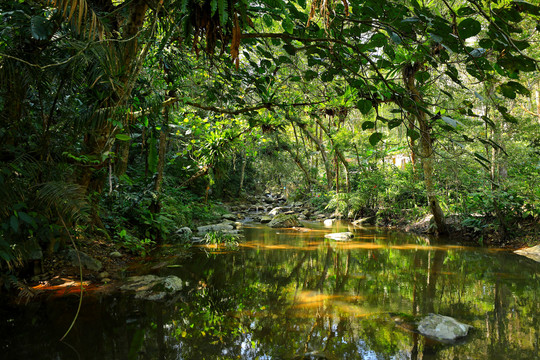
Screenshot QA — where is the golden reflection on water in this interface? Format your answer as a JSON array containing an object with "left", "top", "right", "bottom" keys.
[
  {"left": 233, "top": 290, "right": 374, "bottom": 320},
  {"left": 288, "top": 291, "right": 373, "bottom": 319},
  {"left": 238, "top": 239, "right": 473, "bottom": 252}
]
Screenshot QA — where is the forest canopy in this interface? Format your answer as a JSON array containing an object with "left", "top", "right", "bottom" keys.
[{"left": 1, "top": 0, "right": 539, "bottom": 268}]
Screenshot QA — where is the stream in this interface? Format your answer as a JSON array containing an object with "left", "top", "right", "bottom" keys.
[{"left": 1, "top": 222, "right": 539, "bottom": 359}]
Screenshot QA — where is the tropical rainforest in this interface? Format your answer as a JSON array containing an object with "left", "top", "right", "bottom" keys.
[{"left": 1, "top": 0, "right": 539, "bottom": 275}]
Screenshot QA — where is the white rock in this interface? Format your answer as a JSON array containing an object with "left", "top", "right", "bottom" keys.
[
  {"left": 514, "top": 245, "right": 540, "bottom": 263},
  {"left": 323, "top": 219, "right": 335, "bottom": 227},
  {"left": 324, "top": 232, "right": 354, "bottom": 241},
  {"left": 417, "top": 314, "right": 472, "bottom": 342},
  {"left": 269, "top": 207, "right": 283, "bottom": 216}
]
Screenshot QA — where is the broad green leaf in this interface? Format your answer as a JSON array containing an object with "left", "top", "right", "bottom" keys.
[
  {"left": 498, "top": 81, "right": 530, "bottom": 99},
  {"left": 457, "top": 6, "right": 476, "bottom": 16},
  {"left": 407, "top": 128, "right": 420, "bottom": 141},
  {"left": 18, "top": 212, "right": 37, "bottom": 229},
  {"left": 282, "top": 18, "right": 294, "bottom": 34},
  {"left": 368, "top": 33, "right": 387, "bottom": 48},
  {"left": 362, "top": 121, "right": 375, "bottom": 130},
  {"left": 31, "top": 16, "right": 54, "bottom": 40},
  {"left": 357, "top": 100, "right": 372, "bottom": 115},
  {"left": 369, "top": 132, "right": 383, "bottom": 146},
  {"left": 389, "top": 31, "right": 402, "bottom": 44},
  {"left": 388, "top": 119, "right": 402, "bottom": 129},
  {"left": 513, "top": 1, "right": 540, "bottom": 16},
  {"left": 10, "top": 215, "right": 18, "bottom": 233},
  {"left": 263, "top": 14, "right": 273, "bottom": 27},
  {"left": 277, "top": 55, "right": 292, "bottom": 65},
  {"left": 415, "top": 71, "right": 430, "bottom": 83},
  {"left": 478, "top": 38, "right": 493, "bottom": 48},
  {"left": 320, "top": 70, "right": 334, "bottom": 82},
  {"left": 115, "top": 134, "right": 132, "bottom": 141},
  {"left": 283, "top": 44, "right": 296, "bottom": 56},
  {"left": 498, "top": 55, "right": 536, "bottom": 72},
  {"left": 458, "top": 18, "right": 481, "bottom": 39},
  {"left": 304, "top": 70, "right": 318, "bottom": 81}
]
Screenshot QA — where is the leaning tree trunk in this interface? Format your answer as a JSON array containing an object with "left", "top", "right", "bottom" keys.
[{"left": 403, "top": 63, "right": 447, "bottom": 234}]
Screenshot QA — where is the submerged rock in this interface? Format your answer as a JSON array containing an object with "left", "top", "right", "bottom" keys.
[
  {"left": 324, "top": 232, "right": 354, "bottom": 241},
  {"left": 120, "top": 275, "right": 184, "bottom": 301},
  {"left": 514, "top": 245, "right": 540, "bottom": 263},
  {"left": 268, "top": 214, "right": 301, "bottom": 228},
  {"left": 417, "top": 313, "right": 472, "bottom": 342},
  {"left": 66, "top": 249, "right": 102, "bottom": 271}
]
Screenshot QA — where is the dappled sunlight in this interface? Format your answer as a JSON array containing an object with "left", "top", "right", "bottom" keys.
[
  {"left": 31, "top": 279, "right": 103, "bottom": 298},
  {"left": 239, "top": 241, "right": 320, "bottom": 251}
]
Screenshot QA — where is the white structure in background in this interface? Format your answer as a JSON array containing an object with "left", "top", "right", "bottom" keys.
[{"left": 387, "top": 153, "right": 411, "bottom": 170}]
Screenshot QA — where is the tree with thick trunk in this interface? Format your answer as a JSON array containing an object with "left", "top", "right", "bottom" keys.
[{"left": 402, "top": 63, "right": 447, "bottom": 234}]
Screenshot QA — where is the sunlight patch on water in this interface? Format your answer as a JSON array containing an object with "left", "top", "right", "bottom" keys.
[{"left": 238, "top": 239, "right": 477, "bottom": 253}]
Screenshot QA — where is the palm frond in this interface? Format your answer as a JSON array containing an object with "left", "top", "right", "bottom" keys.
[{"left": 49, "top": 0, "right": 106, "bottom": 40}]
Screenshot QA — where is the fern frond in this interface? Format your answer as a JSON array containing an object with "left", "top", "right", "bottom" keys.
[
  {"left": 37, "top": 181, "right": 89, "bottom": 224},
  {"left": 218, "top": 0, "right": 228, "bottom": 26}
]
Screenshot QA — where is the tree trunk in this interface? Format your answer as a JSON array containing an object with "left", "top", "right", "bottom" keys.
[
  {"left": 115, "top": 141, "right": 130, "bottom": 176},
  {"left": 154, "top": 110, "right": 168, "bottom": 194},
  {"left": 296, "top": 122, "right": 333, "bottom": 189},
  {"left": 403, "top": 63, "right": 447, "bottom": 234},
  {"left": 78, "top": 0, "right": 150, "bottom": 194},
  {"left": 313, "top": 118, "right": 351, "bottom": 193},
  {"left": 239, "top": 150, "right": 247, "bottom": 193}
]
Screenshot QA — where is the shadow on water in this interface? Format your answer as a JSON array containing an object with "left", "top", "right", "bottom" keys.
[{"left": 1, "top": 221, "right": 539, "bottom": 359}]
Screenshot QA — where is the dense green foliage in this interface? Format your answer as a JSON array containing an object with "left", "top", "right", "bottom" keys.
[{"left": 1, "top": 0, "right": 539, "bottom": 271}]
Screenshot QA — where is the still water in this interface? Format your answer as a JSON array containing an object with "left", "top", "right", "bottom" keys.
[{"left": 1, "top": 222, "right": 539, "bottom": 359}]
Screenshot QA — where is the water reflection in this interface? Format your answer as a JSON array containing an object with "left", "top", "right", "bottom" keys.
[{"left": 0, "top": 222, "right": 538, "bottom": 359}]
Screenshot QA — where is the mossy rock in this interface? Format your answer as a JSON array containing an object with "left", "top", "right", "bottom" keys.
[{"left": 268, "top": 214, "right": 301, "bottom": 228}]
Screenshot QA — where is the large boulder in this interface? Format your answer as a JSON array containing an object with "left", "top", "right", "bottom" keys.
[
  {"left": 514, "top": 245, "right": 540, "bottom": 263},
  {"left": 66, "top": 249, "right": 102, "bottom": 271},
  {"left": 324, "top": 232, "right": 354, "bottom": 241},
  {"left": 268, "top": 214, "right": 302, "bottom": 228},
  {"left": 260, "top": 215, "right": 273, "bottom": 223},
  {"left": 417, "top": 314, "right": 472, "bottom": 342},
  {"left": 171, "top": 227, "right": 192, "bottom": 243},
  {"left": 120, "top": 275, "right": 184, "bottom": 301},
  {"left": 197, "top": 223, "right": 234, "bottom": 235}
]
